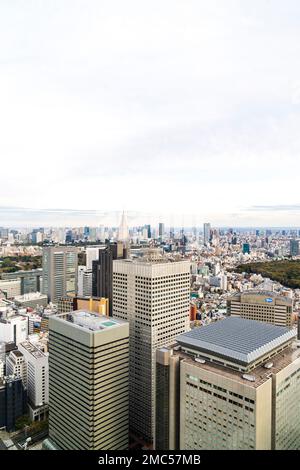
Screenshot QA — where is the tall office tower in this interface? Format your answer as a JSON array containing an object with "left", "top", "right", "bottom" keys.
[
  {"left": 89, "top": 227, "right": 97, "bottom": 242},
  {"left": 0, "top": 228, "right": 9, "bottom": 240},
  {"left": 0, "top": 376, "right": 27, "bottom": 432},
  {"left": 92, "top": 242, "right": 126, "bottom": 316},
  {"left": 227, "top": 290, "right": 293, "bottom": 327},
  {"left": 46, "top": 311, "right": 129, "bottom": 450},
  {"left": 147, "top": 224, "right": 152, "bottom": 239},
  {"left": 118, "top": 211, "right": 129, "bottom": 242},
  {"left": 155, "top": 318, "right": 300, "bottom": 450},
  {"left": 290, "top": 239, "right": 299, "bottom": 256},
  {"left": 203, "top": 223, "right": 211, "bottom": 246},
  {"left": 86, "top": 246, "right": 103, "bottom": 270},
  {"left": 65, "top": 230, "right": 73, "bottom": 243},
  {"left": 113, "top": 254, "right": 190, "bottom": 443},
  {"left": 242, "top": 243, "right": 250, "bottom": 254},
  {"left": 78, "top": 266, "right": 93, "bottom": 297},
  {"left": 155, "top": 348, "right": 180, "bottom": 450},
  {"left": 42, "top": 246, "right": 78, "bottom": 302},
  {"left": 158, "top": 223, "right": 165, "bottom": 238},
  {"left": 18, "top": 340, "right": 49, "bottom": 421}
]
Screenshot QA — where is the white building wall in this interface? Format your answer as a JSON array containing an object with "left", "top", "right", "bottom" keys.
[
  {"left": 18, "top": 342, "right": 49, "bottom": 407},
  {"left": 0, "top": 316, "right": 28, "bottom": 345}
]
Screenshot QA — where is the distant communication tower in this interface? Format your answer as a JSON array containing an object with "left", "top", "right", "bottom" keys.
[{"left": 118, "top": 210, "right": 129, "bottom": 242}]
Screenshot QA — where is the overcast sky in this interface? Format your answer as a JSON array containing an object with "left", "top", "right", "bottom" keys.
[{"left": 1, "top": 0, "right": 300, "bottom": 227}]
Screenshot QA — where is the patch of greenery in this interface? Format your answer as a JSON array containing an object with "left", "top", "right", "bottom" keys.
[
  {"left": 0, "top": 255, "right": 42, "bottom": 276},
  {"left": 235, "top": 260, "right": 300, "bottom": 289},
  {"left": 15, "top": 415, "right": 31, "bottom": 430}
]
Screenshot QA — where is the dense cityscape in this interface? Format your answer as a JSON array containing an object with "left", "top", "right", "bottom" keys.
[{"left": 0, "top": 215, "right": 299, "bottom": 451}]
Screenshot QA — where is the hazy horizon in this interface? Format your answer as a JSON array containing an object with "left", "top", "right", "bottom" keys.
[{"left": 1, "top": 206, "right": 300, "bottom": 231}]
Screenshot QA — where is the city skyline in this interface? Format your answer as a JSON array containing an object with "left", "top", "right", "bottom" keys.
[
  {"left": 3, "top": 205, "right": 300, "bottom": 228},
  {"left": 1, "top": 1, "right": 300, "bottom": 225}
]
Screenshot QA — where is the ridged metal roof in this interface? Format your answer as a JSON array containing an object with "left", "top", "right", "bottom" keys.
[{"left": 177, "top": 318, "right": 296, "bottom": 365}]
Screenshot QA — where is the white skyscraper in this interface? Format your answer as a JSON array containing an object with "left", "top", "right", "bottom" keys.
[
  {"left": 118, "top": 211, "right": 129, "bottom": 242},
  {"left": 77, "top": 266, "right": 93, "bottom": 297},
  {"left": 86, "top": 246, "right": 103, "bottom": 270},
  {"left": 18, "top": 339, "right": 49, "bottom": 421},
  {"left": 112, "top": 252, "right": 190, "bottom": 443}
]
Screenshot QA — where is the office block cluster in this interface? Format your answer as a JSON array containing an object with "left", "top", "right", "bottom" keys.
[{"left": 0, "top": 217, "right": 300, "bottom": 450}]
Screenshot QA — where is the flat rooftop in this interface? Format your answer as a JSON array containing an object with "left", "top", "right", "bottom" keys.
[
  {"left": 229, "top": 290, "right": 292, "bottom": 304},
  {"left": 177, "top": 317, "right": 296, "bottom": 366},
  {"left": 12, "top": 350, "right": 23, "bottom": 358},
  {"left": 19, "top": 340, "right": 47, "bottom": 359},
  {"left": 176, "top": 343, "right": 300, "bottom": 389},
  {"left": 14, "top": 292, "right": 47, "bottom": 301},
  {"left": 57, "top": 310, "right": 126, "bottom": 332}
]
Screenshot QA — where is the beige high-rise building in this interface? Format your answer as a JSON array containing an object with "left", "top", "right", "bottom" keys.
[
  {"left": 45, "top": 310, "right": 129, "bottom": 450},
  {"left": 42, "top": 246, "right": 78, "bottom": 302},
  {"left": 113, "top": 253, "right": 190, "bottom": 443},
  {"left": 227, "top": 290, "right": 293, "bottom": 327},
  {"left": 155, "top": 317, "right": 300, "bottom": 450}
]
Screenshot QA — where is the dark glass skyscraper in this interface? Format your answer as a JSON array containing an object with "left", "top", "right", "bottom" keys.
[
  {"left": 0, "top": 376, "right": 27, "bottom": 432},
  {"left": 290, "top": 239, "right": 299, "bottom": 256},
  {"left": 92, "top": 242, "right": 126, "bottom": 316}
]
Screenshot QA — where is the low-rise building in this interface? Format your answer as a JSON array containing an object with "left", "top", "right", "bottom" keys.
[
  {"left": 0, "top": 279, "right": 21, "bottom": 299},
  {"left": 227, "top": 290, "right": 294, "bottom": 327}
]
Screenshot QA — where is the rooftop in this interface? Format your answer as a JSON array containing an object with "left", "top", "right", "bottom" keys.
[
  {"left": 57, "top": 310, "right": 126, "bottom": 332},
  {"left": 176, "top": 343, "right": 300, "bottom": 389},
  {"left": 176, "top": 317, "right": 296, "bottom": 366},
  {"left": 19, "top": 340, "right": 48, "bottom": 359},
  {"left": 14, "top": 292, "right": 47, "bottom": 301},
  {"left": 11, "top": 350, "right": 23, "bottom": 358},
  {"left": 230, "top": 290, "right": 292, "bottom": 304}
]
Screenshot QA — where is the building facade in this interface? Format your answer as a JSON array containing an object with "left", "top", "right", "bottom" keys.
[
  {"left": 0, "top": 279, "right": 21, "bottom": 299},
  {"left": 92, "top": 242, "right": 126, "bottom": 316},
  {"left": 227, "top": 291, "right": 293, "bottom": 327},
  {"left": 18, "top": 340, "right": 49, "bottom": 415},
  {"left": 290, "top": 239, "right": 299, "bottom": 257},
  {"left": 78, "top": 266, "right": 93, "bottom": 297},
  {"left": 0, "top": 376, "right": 26, "bottom": 432},
  {"left": 203, "top": 223, "right": 211, "bottom": 246},
  {"left": 155, "top": 318, "right": 300, "bottom": 450},
  {"left": 2, "top": 269, "right": 42, "bottom": 295},
  {"left": 47, "top": 311, "right": 129, "bottom": 450},
  {"left": 113, "top": 255, "right": 190, "bottom": 443},
  {"left": 42, "top": 246, "right": 78, "bottom": 302}
]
